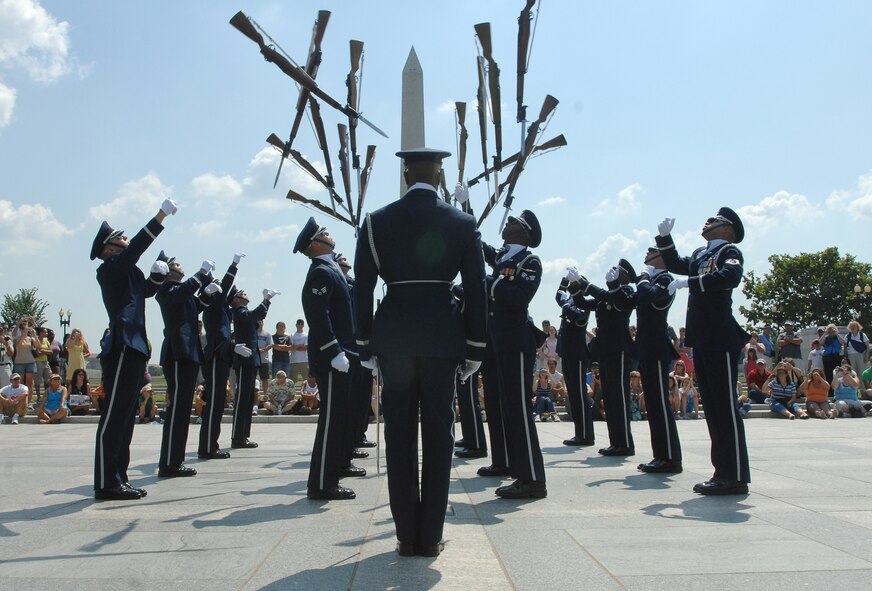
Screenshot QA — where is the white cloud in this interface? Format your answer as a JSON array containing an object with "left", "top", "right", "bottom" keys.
[
  {"left": 252, "top": 224, "right": 300, "bottom": 243},
  {"left": 0, "top": 82, "right": 14, "bottom": 129},
  {"left": 0, "top": 0, "right": 73, "bottom": 82},
  {"left": 0, "top": 199, "right": 72, "bottom": 256},
  {"left": 191, "top": 173, "right": 243, "bottom": 200},
  {"left": 826, "top": 171, "right": 872, "bottom": 220},
  {"left": 88, "top": 172, "right": 171, "bottom": 223},
  {"left": 541, "top": 257, "right": 580, "bottom": 276},
  {"left": 737, "top": 190, "right": 823, "bottom": 234},
  {"left": 189, "top": 220, "right": 226, "bottom": 237},
  {"left": 537, "top": 196, "right": 566, "bottom": 207},
  {"left": 436, "top": 100, "right": 455, "bottom": 115},
  {"left": 251, "top": 198, "right": 291, "bottom": 213},
  {"left": 582, "top": 229, "right": 652, "bottom": 276},
  {"left": 590, "top": 183, "right": 643, "bottom": 217},
  {"left": 244, "top": 147, "right": 325, "bottom": 197}
]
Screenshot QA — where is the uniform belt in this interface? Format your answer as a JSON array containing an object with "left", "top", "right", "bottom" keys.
[{"left": 386, "top": 280, "right": 452, "bottom": 286}]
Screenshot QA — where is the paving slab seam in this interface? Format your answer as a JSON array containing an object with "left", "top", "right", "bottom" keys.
[
  {"left": 239, "top": 530, "right": 289, "bottom": 588},
  {"left": 348, "top": 470, "right": 389, "bottom": 588}
]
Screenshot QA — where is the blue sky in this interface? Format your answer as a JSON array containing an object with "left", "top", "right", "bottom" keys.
[{"left": 1, "top": 0, "right": 871, "bottom": 359}]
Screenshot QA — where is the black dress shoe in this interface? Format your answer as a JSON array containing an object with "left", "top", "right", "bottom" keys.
[
  {"left": 352, "top": 449, "right": 370, "bottom": 459},
  {"left": 416, "top": 541, "right": 445, "bottom": 557},
  {"left": 694, "top": 478, "right": 748, "bottom": 496},
  {"left": 563, "top": 437, "right": 596, "bottom": 446},
  {"left": 339, "top": 464, "right": 367, "bottom": 478},
  {"left": 231, "top": 439, "right": 258, "bottom": 449},
  {"left": 357, "top": 439, "right": 377, "bottom": 448},
  {"left": 198, "top": 449, "right": 231, "bottom": 460},
  {"left": 95, "top": 485, "right": 142, "bottom": 500},
  {"left": 454, "top": 439, "right": 468, "bottom": 448},
  {"left": 123, "top": 482, "right": 148, "bottom": 496},
  {"left": 495, "top": 479, "right": 547, "bottom": 499},
  {"left": 396, "top": 541, "right": 416, "bottom": 557},
  {"left": 158, "top": 465, "right": 197, "bottom": 478},
  {"left": 598, "top": 446, "right": 635, "bottom": 457},
  {"left": 477, "top": 464, "right": 511, "bottom": 477},
  {"left": 637, "top": 459, "right": 683, "bottom": 474},
  {"left": 454, "top": 448, "right": 488, "bottom": 458},
  {"left": 307, "top": 486, "right": 356, "bottom": 500}
]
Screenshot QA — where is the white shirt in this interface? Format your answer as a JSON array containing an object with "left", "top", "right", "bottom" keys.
[
  {"left": 0, "top": 384, "right": 28, "bottom": 399},
  {"left": 498, "top": 244, "right": 525, "bottom": 263},
  {"left": 290, "top": 331, "right": 308, "bottom": 364}
]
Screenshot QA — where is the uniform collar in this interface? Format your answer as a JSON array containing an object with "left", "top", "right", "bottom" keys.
[
  {"left": 404, "top": 182, "right": 437, "bottom": 196},
  {"left": 649, "top": 267, "right": 667, "bottom": 278},
  {"left": 706, "top": 238, "right": 729, "bottom": 251},
  {"left": 498, "top": 244, "right": 526, "bottom": 263},
  {"left": 316, "top": 254, "right": 341, "bottom": 271}
]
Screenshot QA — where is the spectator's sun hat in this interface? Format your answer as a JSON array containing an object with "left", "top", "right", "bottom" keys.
[
  {"left": 756, "top": 359, "right": 765, "bottom": 365},
  {"left": 10, "top": 373, "right": 20, "bottom": 380}
]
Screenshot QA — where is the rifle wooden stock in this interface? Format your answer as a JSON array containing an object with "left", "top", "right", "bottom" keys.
[
  {"left": 229, "top": 12, "right": 265, "bottom": 47},
  {"left": 467, "top": 133, "right": 565, "bottom": 187},
  {"left": 337, "top": 124, "right": 353, "bottom": 216},
  {"left": 475, "top": 56, "right": 489, "bottom": 182},
  {"left": 308, "top": 96, "right": 336, "bottom": 188},
  {"left": 475, "top": 23, "right": 502, "bottom": 167},
  {"left": 347, "top": 40, "right": 364, "bottom": 168},
  {"left": 516, "top": 0, "right": 536, "bottom": 122},
  {"left": 287, "top": 189, "right": 354, "bottom": 227},
  {"left": 357, "top": 145, "right": 376, "bottom": 225},
  {"left": 455, "top": 102, "right": 468, "bottom": 185}
]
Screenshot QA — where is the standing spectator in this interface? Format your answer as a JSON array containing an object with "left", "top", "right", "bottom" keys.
[
  {"left": 46, "top": 329, "right": 61, "bottom": 376},
  {"left": 271, "top": 321, "right": 292, "bottom": 378},
  {"left": 289, "top": 319, "right": 309, "bottom": 382},
  {"left": 801, "top": 368, "right": 833, "bottom": 419},
  {"left": 763, "top": 362, "right": 808, "bottom": 419},
  {"left": 0, "top": 373, "right": 28, "bottom": 424},
  {"left": 743, "top": 347, "right": 760, "bottom": 378},
  {"left": 537, "top": 325, "right": 559, "bottom": 369},
  {"left": 807, "top": 339, "right": 824, "bottom": 374},
  {"left": 11, "top": 318, "right": 39, "bottom": 408},
  {"left": 34, "top": 327, "right": 52, "bottom": 402},
  {"left": 821, "top": 324, "right": 845, "bottom": 381},
  {"left": 256, "top": 320, "right": 272, "bottom": 400},
  {"left": 844, "top": 320, "right": 869, "bottom": 377},
  {"left": 35, "top": 374, "right": 68, "bottom": 424},
  {"left": 758, "top": 323, "right": 775, "bottom": 367},
  {"left": 745, "top": 359, "right": 771, "bottom": 403},
  {"left": 776, "top": 321, "right": 802, "bottom": 362},
  {"left": 0, "top": 324, "right": 14, "bottom": 388},
  {"left": 67, "top": 368, "right": 93, "bottom": 415},
  {"left": 64, "top": 328, "right": 92, "bottom": 382},
  {"left": 676, "top": 327, "right": 695, "bottom": 378},
  {"left": 743, "top": 333, "right": 765, "bottom": 369}
]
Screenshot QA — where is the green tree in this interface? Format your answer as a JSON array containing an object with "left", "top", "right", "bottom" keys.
[
  {"left": 739, "top": 248, "right": 872, "bottom": 331},
  {"left": 1, "top": 287, "right": 51, "bottom": 328}
]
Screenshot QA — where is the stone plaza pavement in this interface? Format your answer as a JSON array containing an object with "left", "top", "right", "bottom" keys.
[{"left": 1, "top": 417, "right": 872, "bottom": 590}]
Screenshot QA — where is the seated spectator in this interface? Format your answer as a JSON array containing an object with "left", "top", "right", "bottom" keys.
[
  {"left": 776, "top": 321, "right": 802, "bottom": 362},
  {"left": 629, "top": 370, "right": 644, "bottom": 420},
  {"left": 801, "top": 368, "right": 833, "bottom": 419},
  {"left": 587, "top": 362, "right": 606, "bottom": 420},
  {"left": 679, "top": 375, "right": 699, "bottom": 419},
  {"left": 862, "top": 361, "right": 872, "bottom": 401},
  {"left": 763, "top": 362, "right": 808, "bottom": 419},
  {"left": 736, "top": 385, "right": 752, "bottom": 418},
  {"left": 194, "top": 384, "right": 207, "bottom": 424},
  {"left": 781, "top": 357, "right": 804, "bottom": 386},
  {"left": 67, "top": 368, "right": 93, "bottom": 415},
  {"left": 844, "top": 320, "right": 869, "bottom": 377},
  {"left": 91, "top": 383, "right": 105, "bottom": 414},
  {"left": 832, "top": 361, "right": 872, "bottom": 417},
  {"left": 35, "top": 374, "right": 68, "bottom": 424},
  {"left": 745, "top": 359, "right": 772, "bottom": 403},
  {"left": 264, "top": 370, "right": 296, "bottom": 415},
  {"left": 821, "top": 324, "right": 845, "bottom": 381},
  {"left": 546, "top": 358, "right": 567, "bottom": 406},
  {"left": 807, "top": 339, "right": 824, "bottom": 374},
  {"left": 671, "top": 359, "right": 690, "bottom": 384},
  {"left": 138, "top": 384, "right": 158, "bottom": 423},
  {"left": 532, "top": 368, "right": 559, "bottom": 421},
  {"left": 300, "top": 374, "right": 319, "bottom": 412},
  {"left": 667, "top": 375, "right": 680, "bottom": 416},
  {"left": 0, "top": 373, "right": 28, "bottom": 424}
]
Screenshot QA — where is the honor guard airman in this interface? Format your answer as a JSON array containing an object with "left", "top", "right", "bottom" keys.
[
  {"left": 90, "top": 197, "right": 178, "bottom": 500},
  {"left": 450, "top": 285, "right": 488, "bottom": 459},
  {"left": 228, "top": 285, "right": 279, "bottom": 449},
  {"left": 484, "top": 209, "right": 547, "bottom": 499},
  {"left": 576, "top": 259, "right": 637, "bottom": 457},
  {"left": 155, "top": 252, "right": 219, "bottom": 477},
  {"left": 555, "top": 270, "right": 597, "bottom": 447},
  {"left": 199, "top": 254, "right": 245, "bottom": 459},
  {"left": 634, "top": 247, "right": 683, "bottom": 474},
  {"left": 656, "top": 207, "right": 750, "bottom": 495},
  {"left": 295, "top": 221, "right": 361, "bottom": 500},
  {"left": 354, "top": 147, "right": 487, "bottom": 557}
]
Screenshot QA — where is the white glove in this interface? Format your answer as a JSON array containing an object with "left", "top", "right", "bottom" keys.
[
  {"left": 331, "top": 352, "right": 350, "bottom": 373},
  {"left": 151, "top": 260, "right": 169, "bottom": 276},
  {"left": 556, "top": 290, "right": 571, "bottom": 306},
  {"left": 454, "top": 183, "right": 470, "bottom": 204},
  {"left": 658, "top": 217, "right": 675, "bottom": 237},
  {"left": 605, "top": 267, "right": 620, "bottom": 283},
  {"left": 200, "top": 259, "right": 215, "bottom": 274},
  {"left": 233, "top": 252, "right": 246, "bottom": 265},
  {"left": 160, "top": 198, "right": 178, "bottom": 216},
  {"left": 234, "top": 344, "right": 252, "bottom": 358},
  {"left": 361, "top": 356, "right": 379, "bottom": 375},
  {"left": 459, "top": 360, "right": 482, "bottom": 383},
  {"left": 262, "top": 288, "right": 281, "bottom": 300},
  {"left": 643, "top": 265, "right": 655, "bottom": 277},
  {"left": 668, "top": 277, "right": 689, "bottom": 295},
  {"left": 204, "top": 282, "right": 222, "bottom": 296},
  {"left": 565, "top": 265, "right": 581, "bottom": 283}
]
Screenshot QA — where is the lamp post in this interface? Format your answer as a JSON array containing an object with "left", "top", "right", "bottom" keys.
[
  {"left": 852, "top": 284, "right": 871, "bottom": 328},
  {"left": 58, "top": 308, "right": 72, "bottom": 340}
]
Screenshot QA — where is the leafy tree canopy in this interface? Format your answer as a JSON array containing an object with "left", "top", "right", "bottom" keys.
[{"left": 1, "top": 287, "right": 51, "bottom": 328}]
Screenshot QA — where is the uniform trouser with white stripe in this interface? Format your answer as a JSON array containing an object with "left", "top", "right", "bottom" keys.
[
  {"left": 599, "top": 351, "right": 634, "bottom": 450},
  {"left": 94, "top": 346, "right": 147, "bottom": 490},
  {"left": 564, "top": 358, "right": 594, "bottom": 441},
  {"left": 381, "top": 356, "right": 457, "bottom": 547},
  {"left": 480, "top": 356, "right": 508, "bottom": 468},
  {"left": 496, "top": 349, "right": 546, "bottom": 482},
  {"left": 199, "top": 355, "right": 230, "bottom": 454},
  {"left": 694, "top": 349, "right": 750, "bottom": 483},
  {"left": 350, "top": 361, "right": 372, "bottom": 445},
  {"left": 307, "top": 359, "right": 353, "bottom": 491},
  {"left": 639, "top": 358, "right": 682, "bottom": 462},
  {"left": 456, "top": 369, "right": 487, "bottom": 451},
  {"left": 159, "top": 358, "right": 199, "bottom": 469},
  {"left": 231, "top": 365, "right": 256, "bottom": 441}
]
